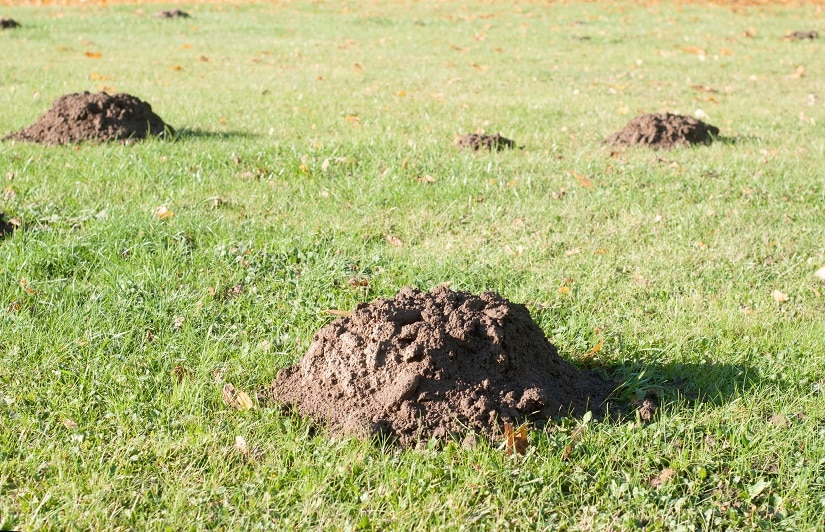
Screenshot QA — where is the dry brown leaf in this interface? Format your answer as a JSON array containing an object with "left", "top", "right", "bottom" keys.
[
  {"left": 171, "top": 365, "right": 193, "bottom": 384},
  {"left": 551, "top": 187, "right": 567, "bottom": 200},
  {"left": 320, "top": 309, "right": 353, "bottom": 318},
  {"left": 173, "top": 315, "right": 185, "bottom": 330},
  {"left": 569, "top": 171, "right": 593, "bottom": 189},
  {"left": 564, "top": 248, "right": 581, "bottom": 257},
  {"left": 155, "top": 205, "right": 175, "bottom": 220},
  {"left": 62, "top": 418, "right": 78, "bottom": 430},
  {"left": 347, "top": 277, "right": 369, "bottom": 287},
  {"left": 416, "top": 174, "right": 436, "bottom": 184},
  {"left": 222, "top": 383, "right": 254, "bottom": 410},
  {"left": 683, "top": 46, "right": 705, "bottom": 55},
  {"left": 788, "top": 65, "right": 806, "bottom": 79},
  {"left": 19, "top": 278, "right": 37, "bottom": 295},
  {"left": 503, "top": 422, "right": 529, "bottom": 455},
  {"left": 386, "top": 235, "right": 404, "bottom": 248},
  {"left": 587, "top": 339, "right": 604, "bottom": 356},
  {"left": 772, "top": 290, "right": 789, "bottom": 303},
  {"left": 649, "top": 468, "right": 676, "bottom": 488},
  {"left": 84, "top": 51, "right": 102, "bottom": 58}
]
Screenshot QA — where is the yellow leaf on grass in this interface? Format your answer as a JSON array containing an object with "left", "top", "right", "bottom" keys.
[
  {"left": 222, "top": 383, "right": 254, "bottom": 410},
  {"left": 155, "top": 205, "right": 175, "bottom": 220},
  {"left": 569, "top": 170, "right": 593, "bottom": 189},
  {"left": 772, "top": 290, "right": 789, "bottom": 303},
  {"left": 84, "top": 51, "right": 102, "bottom": 59},
  {"left": 386, "top": 235, "right": 404, "bottom": 247},
  {"left": 588, "top": 339, "right": 604, "bottom": 355}
]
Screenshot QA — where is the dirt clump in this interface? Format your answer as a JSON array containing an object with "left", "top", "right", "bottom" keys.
[
  {"left": 269, "top": 286, "right": 616, "bottom": 447},
  {"left": 606, "top": 113, "right": 719, "bottom": 149},
  {"left": 784, "top": 30, "right": 818, "bottom": 40},
  {"left": 155, "top": 9, "right": 190, "bottom": 19},
  {"left": 0, "top": 214, "right": 19, "bottom": 238},
  {"left": 4, "top": 91, "right": 173, "bottom": 145},
  {"left": 1, "top": 18, "right": 20, "bottom": 29},
  {"left": 456, "top": 133, "right": 516, "bottom": 151}
]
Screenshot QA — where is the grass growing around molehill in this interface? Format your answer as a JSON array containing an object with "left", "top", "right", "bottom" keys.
[{"left": 1, "top": 1, "right": 825, "bottom": 529}]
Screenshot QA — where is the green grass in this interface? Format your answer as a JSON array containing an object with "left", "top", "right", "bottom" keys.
[{"left": 1, "top": 0, "right": 825, "bottom": 529}]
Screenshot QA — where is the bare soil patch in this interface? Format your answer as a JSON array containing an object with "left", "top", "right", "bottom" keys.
[
  {"left": 154, "top": 9, "right": 190, "bottom": 19},
  {"left": 455, "top": 133, "right": 516, "bottom": 151},
  {"left": 0, "top": 17, "right": 19, "bottom": 28},
  {"left": 606, "top": 113, "right": 719, "bottom": 149},
  {"left": 268, "top": 286, "right": 616, "bottom": 447},
  {"left": 4, "top": 91, "right": 173, "bottom": 145}
]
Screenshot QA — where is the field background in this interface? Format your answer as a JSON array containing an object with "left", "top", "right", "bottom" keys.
[{"left": 2, "top": 1, "right": 825, "bottom": 529}]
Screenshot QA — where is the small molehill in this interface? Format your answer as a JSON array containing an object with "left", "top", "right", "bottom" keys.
[
  {"left": 456, "top": 133, "right": 516, "bottom": 151},
  {"left": 4, "top": 91, "right": 173, "bottom": 145},
  {"left": 155, "top": 9, "right": 190, "bottom": 19},
  {"left": 784, "top": 30, "right": 818, "bottom": 41},
  {"left": 269, "top": 286, "right": 616, "bottom": 447},
  {"left": 1, "top": 18, "right": 20, "bottom": 29},
  {"left": 606, "top": 113, "right": 719, "bottom": 150}
]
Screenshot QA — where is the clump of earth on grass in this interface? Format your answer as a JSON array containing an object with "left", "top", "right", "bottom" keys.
[
  {"left": 1, "top": 18, "right": 20, "bottom": 29},
  {"left": 268, "top": 286, "right": 616, "bottom": 447},
  {"left": 3, "top": 91, "right": 173, "bottom": 145},
  {"left": 605, "top": 113, "right": 719, "bottom": 149},
  {"left": 784, "top": 30, "right": 818, "bottom": 40},
  {"left": 155, "top": 9, "right": 190, "bottom": 19},
  {"left": 455, "top": 132, "right": 516, "bottom": 151}
]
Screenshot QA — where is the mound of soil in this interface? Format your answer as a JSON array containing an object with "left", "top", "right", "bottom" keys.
[
  {"left": 606, "top": 113, "right": 719, "bottom": 149},
  {"left": 155, "top": 9, "right": 190, "bottom": 19},
  {"left": 785, "top": 30, "right": 818, "bottom": 40},
  {"left": 1, "top": 18, "right": 20, "bottom": 29},
  {"left": 4, "top": 91, "right": 173, "bottom": 145},
  {"left": 456, "top": 133, "right": 516, "bottom": 151},
  {"left": 269, "top": 286, "right": 616, "bottom": 447}
]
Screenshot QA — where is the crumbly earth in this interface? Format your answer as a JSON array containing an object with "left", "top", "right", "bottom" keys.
[
  {"left": 269, "top": 286, "right": 616, "bottom": 447},
  {"left": 4, "top": 91, "right": 173, "bottom": 145},
  {"left": 455, "top": 133, "right": 516, "bottom": 151},
  {"left": 1, "top": 18, "right": 20, "bottom": 29},
  {"left": 605, "top": 113, "right": 719, "bottom": 149},
  {"left": 155, "top": 9, "right": 190, "bottom": 19}
]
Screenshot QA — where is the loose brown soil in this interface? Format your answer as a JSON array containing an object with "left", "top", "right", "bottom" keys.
[
  {"left": 605, "top": 113, "right": 719, "bottom": 149},
  {"left": 784, "top": 30, "right": 818, "bottom": 40},
  {"left": 4, "top": 91, "right": 173, "bottom": 145},
  {"left": 455, "top": 133, "right": 516, "bottom": 151},
  {"left": 155, "top": 9, "right": 190, "bottom": 19},
  {"left": 0, "top": 214, "right": 17, "bottom": 238},
  {"left": 269, "top": 286, "right": 616, "bottom": 447},
  {"left": 0, "top": 17, "right": 20, "bottom": 29}
]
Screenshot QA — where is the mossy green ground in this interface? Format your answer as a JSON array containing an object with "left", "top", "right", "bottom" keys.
[{"left": 1, "top": 1, "right": 825, "bottom": 529}]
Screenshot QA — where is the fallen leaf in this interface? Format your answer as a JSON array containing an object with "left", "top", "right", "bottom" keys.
[
  {"left": 171, "top": 365, "right": 193, "bottom": 383},
  {"left": 396, "top": 90, "right": 407, "bottom": 97},
  {"left": 587, "top": 339, "right": 603, "bottom": 356},
  {"left": 320, "top": 309, "right": 353, "bottom": 318},
  {"left": 562, "top": 411, "right": 592, "bottom": 460},
  {"left": 569, "top": 170, "right": 593, "bottom": 189},
  {"left": 225, "top": 283, "right": 244, "bottom": 298},
  {"left": 199, "top": 55, "right": 210, "bottom": 62},
  {"left": 235, "top": 435, "right": 249, "bottom": 456},
  {"left": 416, "top": 174, "right": 436, "bottom": 184},
  {"left": 63, "top": 418, "right": 78, "bottom": 430},
  {"left": 564, "top": 248, "right": 581, "bottom": 257},
  {"left": 788, "top": 65, "right": 806, "bottom": 79},
  {"left": 559, "top": 285, "right": 570, "bottom": 295},
  {"left": 683, "top": 46, "right": 705, "bottom": 55},
  {"left": 171, "top": 64, "right": 183, "bottom": 71},
  {"left": 173, "top": 315, "right": 185, "bottom": 330},
  {"left": 503, "top": 421, "right": 529, "bottom": 455},
  {"left": 347, "top": 277, "right": 369, "bottom": 287},
  {"left": 649, "top": 468, "right": 676, "bottom": 488},
  {"left": 84, "top": 51, "right": 102, "bottom": 58},
  {"left": 386, "top": 235, "right": 404, "bottom": 247},
  {"left": 155, "top": 205, "right": 175, "bottom": 220},
  {"left": 19, "top": 278, "right": 37, "bottom": 295},
  {"left": 344, "top": 115, "right": 361, "bottom": 127},
  {"left": 772, "top": 290, "right": 789, "bottom": 303},
  {"left": 222, "top": 383, "right": 254, "bottom": 410},
  {"left": 814, "top": 265, "right": 825, "bottom": 280},
  {"left": 551, "top": 187, "right": 567, "bottom": 200}
]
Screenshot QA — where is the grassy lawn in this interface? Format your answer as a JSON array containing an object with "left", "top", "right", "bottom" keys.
[{"left": 1, "top": 0, "right": 825, "bottom": 529}]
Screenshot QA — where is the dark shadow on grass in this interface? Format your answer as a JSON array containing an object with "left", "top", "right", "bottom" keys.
[
  {"left": 711, "top": 134, "right": 760, "bottom": 146},
  {"left": 172, "top": 128, "right": 257, "bottom": 141}
]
